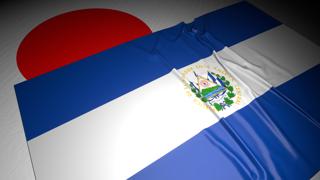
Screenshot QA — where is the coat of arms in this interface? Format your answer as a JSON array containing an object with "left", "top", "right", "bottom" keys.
[{"left": 188, "top": 70, "right": 236, "bottom": 111}]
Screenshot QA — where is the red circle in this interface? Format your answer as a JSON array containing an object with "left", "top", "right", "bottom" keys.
[{"left": 17, "top": 9, "right": 152, "bottom": 79}]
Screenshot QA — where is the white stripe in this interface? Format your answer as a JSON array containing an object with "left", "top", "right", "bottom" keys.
[
  {"left": 28, "top": 25, "right": 320, "bottom": 180},
  {"left": 0, "top": 1, "right": 238, "bottom": 179},
  {"left": 230, "top": 25, "right": 320, "bottom": 87},
  {"left": 29, "top": 72, "right": 216, "bottom": 180},
  {"left": 311, "top": 170, "right": 320, "bottom": 180}
]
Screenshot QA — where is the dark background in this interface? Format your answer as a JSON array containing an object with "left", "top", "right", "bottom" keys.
[
  {"left": 249, "top": 0, "right": 320, "bottom": 45},
  {"left": 0, "top": 1, "right": 319, "bottom": 179}
]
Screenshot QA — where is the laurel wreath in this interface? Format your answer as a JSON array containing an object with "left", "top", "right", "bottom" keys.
[{"left": 189, "top": 72, "right": 236, "bottom": 111}]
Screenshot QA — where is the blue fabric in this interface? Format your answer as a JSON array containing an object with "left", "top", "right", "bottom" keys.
[
  {"left": 277, "top": 65, "right": 320, "bottom": 122},
  {"left": 15, "top": 1, "right": 281, "bottom": 140},
  {"left": 14, "top": 1, "right": 320, "bottom": 179},
  {"left": 131, "top": 65, "right": 320, "bottom": 180},
  {"left": 192, "top": 1, "right": 281, "bottom": 47}
]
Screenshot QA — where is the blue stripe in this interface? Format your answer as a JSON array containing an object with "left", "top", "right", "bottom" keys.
[
  {"left": 193, "top": 1, "right": 281, "bottom": 48},
  {"left": 277, "top": 65, "right": 320, "bottom": 121},
  {"left": 15, "top": 1, "right": 281, "bottom": 140},
  {"left": 130, "top": 65, "right": 320, "bottom": 180}
]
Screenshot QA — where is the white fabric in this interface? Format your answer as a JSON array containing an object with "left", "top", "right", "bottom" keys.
[{"left": 27, "top": 25, "right": 320, "bottom": 180}]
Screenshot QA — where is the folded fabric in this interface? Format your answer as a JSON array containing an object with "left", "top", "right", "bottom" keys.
[{"left": 15, "top": 2, "right": 320, "bottom": 179}]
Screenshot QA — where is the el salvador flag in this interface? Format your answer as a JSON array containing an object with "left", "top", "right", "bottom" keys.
[{"left": 15, "top": 2, "right": 320, "bottom": 179}]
